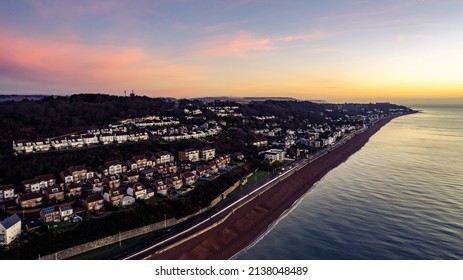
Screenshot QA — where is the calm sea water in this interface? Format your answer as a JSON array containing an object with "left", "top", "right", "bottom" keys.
[{"left": 237, "top": 104, "right": 463, "bottom": 259}]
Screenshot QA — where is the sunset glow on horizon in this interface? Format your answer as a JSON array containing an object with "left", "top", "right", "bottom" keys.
[{"left": 1, "top": 0, "right": 462, "bottom": 102}]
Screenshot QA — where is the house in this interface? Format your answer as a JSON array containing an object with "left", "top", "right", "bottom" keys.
[
  {"left": 178, "top": 148, "right": 200, "bottom": 162},
  {"left": 88, "top": 177, "right": 105, "bottom": 189},
  {"left": 100, "top": 160, "right": 124, "bottom": 176},
  {"left": 85, "top": 179, "right": 104, "bottom": 194},
  {"left": 127, "top": 159, "right": 138, "bottom": 172},
  {"left": 181, "top": 171, "right": 197, "bottom": 186},
  {"left": 264, "top": 149, "right": 285, "bottom": 163},
  {"left": 0, "top": 184, "right": 15, "bottom": 202},
  {"left": 140, "top": 169, "right": 155, "bottom": 181},
  {"left": 34, "top": 174, "right": 56, "bottom": 188},
  {"left": 40, "top": 207, "right": 61, "bottom": 223},
  {"left": 128, "top": 131, "right": 149, "bottom": 141},
  {"left": 51, "top": 137, "right": 69, "bottom": 150},
  {"left": 59, "top": 205, "right": 74, "bottom": 221},
  {"left": 99, "top": 133, "right": 114, "bottom": 145},
  {"left": 127, "top": 131, "right": 139, "bottom": 142},
  {"left": 207, "top": 162, "right": 219, "bottom": 174},
  {"left": 100, "top": 128, "right": 113, "bottom": 135},
  {"left": 196, "top": 165, "right": 210, "bottom": 177},
  {"left": 179, "top": 161, "right": 192, "bottom": 171},
  {"left": 131, "top": 155, "right": 153, "bottom": 170},
  {"left": 114, "top": 131, "right": 128, "bottom": 143},
  {"left": 17, "top": 192, "right": 43, "bottom": 208},
  {"left": 122, "top": 171, "right": 139, "bottom": 184},
  {"left": 60, "top": 171, "right": 73, "bottom": 185},
  {"left": 68, "top": 135, "right": 84, "bottom": 148},
  {"left": 82, "top": 134, "right": 99, "bottom": 146},
  {"left": 137, "top": 132, "right": 149, "bottom": 141},
  {"left": 87, "top": 128, "right": 101, "bottom": 135},
  {"left": 287, "top": 146, "right": 302, "bottom": 158},
  {"left": 24, "top": 218, "right": 44, "bottom": 233},
  {"left": 83, "top": 194, "right": 104, "bottom": 212},
  {"left": 33, "top": 138, "right": 51, "bottom": 152},
  {"left": 166, "top": 162, "right": 178, "bottom": 174},
  {"left": 22, "top": 174, "right": 56, "bottom": 193},
  {"left": 65, "top": 183, "right": 83, "bottom": 199},
  {"left": 153, "top": 180, "right": 168, "bottom": 196},
  {"left": 120, "top": 196, "right": 136, "bottom": 207},
  {"left": 215, "top": 154, "right": 232, "bottom": 169},
  {"left": 86, "top": 169, "right": 95, "bottom": 180},
  {"left": 252, "top": 140, "right": 268, "bottom": 147},
  {"left": 103, "top": 188, "right": 125, "bottom": 206},
  {"left": 68, "top": 165, "right": 88, "bottom": 183},
  {"left": 104, "top": 175, "right": 121, "bottom": 189},
  {"left": 127, "top": 183, "right": 147, "bottom": 200},
  {"left": 153, "top": 151, "right": 175, "bottom": 165},
  {"left": 200, "top": 147, "right": 216, "bottom": 161},
  {"left": 13, "top": 139, "right": 34, "bottom": 154},
  {"left": 45, "top": 186, "right": 65, "bottom": 203},
  {"left": 166, "top": 175, "right": 183, "bottom": 190},
  {"left": 0, "top": 214, "right": 21, "bottom": 246},
  {"left": 21, "top": 179, "right": 41, "bottom": 193},
  {"left": 154, "top": 164, "right": 167, "bottom": 176}
]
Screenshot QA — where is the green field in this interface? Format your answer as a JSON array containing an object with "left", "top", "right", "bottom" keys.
[{"left": 228, "top": 170, "right": 271, "bottom": 197}]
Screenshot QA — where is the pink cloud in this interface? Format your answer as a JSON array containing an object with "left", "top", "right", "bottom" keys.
[
  {"left": 276, "top": 30, "right": 333, "bottom": 42},
  {"left": 0, "top": 29, "right": 202, "bottom": 92},
  {"left": 194, "top": 31, "right": 275, "bottom": 57},
  {"left": 194, "top": 30, "right": 335, "bottom": 57}
]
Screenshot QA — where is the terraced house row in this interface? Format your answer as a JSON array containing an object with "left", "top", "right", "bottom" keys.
[{"left": 0, "top": 147, "right": 234, "bottom": 228}]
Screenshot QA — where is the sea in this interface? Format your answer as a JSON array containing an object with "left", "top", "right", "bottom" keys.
[{"left": 237, "top": 102, "right": 463, "bottom": 259}]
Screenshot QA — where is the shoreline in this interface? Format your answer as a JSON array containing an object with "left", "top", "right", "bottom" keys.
[{"left": 149, "top": 113, "right": 413, "bottom": 260}]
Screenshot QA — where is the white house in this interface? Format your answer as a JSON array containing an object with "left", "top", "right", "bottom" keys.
[
  {"left": 59, "top": 205, "right": 74, "bottom": 221},
  {"left": 82, "top": 134, "right": 99, "bottom": 146},
  {"left": 120, "top": 196, "right": 136, "bottom": 207},
  {"left": 99, "top": 133, "right": 114, "bottom": 145},
  {"left": 33, "top": 138, "right": 51, "bottom": 152},
  {"left": 264, "top": 149, "right": 285, "bottom": 163},
  {"left": 0, "top": 214, "right": 22, "bottom": 246},
  {"left": 127, "top": 183, "right": 147, "bottom": 200},
  {"left": 13, "top": 140, "right": 34, "bottom": 154},
  {"left": 114, "top": 132, "right": 128, "bottom": 143},
  {"left": 178, "top": 149, "right": 200, "bottom": 162},
  {"left": 200, "top": 148, "right": 216, "bottom": 161},
  {"left": 154, "top": 151, "right": 175, "bottom": 165},
  {"left": 51, "top": 137, "right": 69, "bottom": 150},
  {"left": 0, "top": 184, "right": 15, "bottom": 202},
  {"left": 67, "top": 135, "right": 84, "bottom": 148}
]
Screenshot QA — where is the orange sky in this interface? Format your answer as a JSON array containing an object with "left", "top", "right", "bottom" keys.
[{"left": 1, "top": 1, "right": 462, "bottom": 102}]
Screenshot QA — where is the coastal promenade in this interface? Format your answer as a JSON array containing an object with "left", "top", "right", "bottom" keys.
[{"left": 130, "top": 114, "right": 409, "bottom": 260}]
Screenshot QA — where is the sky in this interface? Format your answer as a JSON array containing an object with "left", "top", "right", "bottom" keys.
[{"left": 1, "top": 0, "right": 462, "bottom": 102}]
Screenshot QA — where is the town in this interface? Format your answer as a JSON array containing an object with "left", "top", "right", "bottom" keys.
[{"left": 0, "top": 94, "right": 413, "bottom": 258}]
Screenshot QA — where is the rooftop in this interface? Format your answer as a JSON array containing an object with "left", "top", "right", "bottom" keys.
[{"left": 0, "top": 214, "right": 21, "bottom": 230}]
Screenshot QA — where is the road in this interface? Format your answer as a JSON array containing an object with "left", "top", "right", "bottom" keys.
[{"left": 99, "top": 133, "right": 356, "bottom": 260}]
